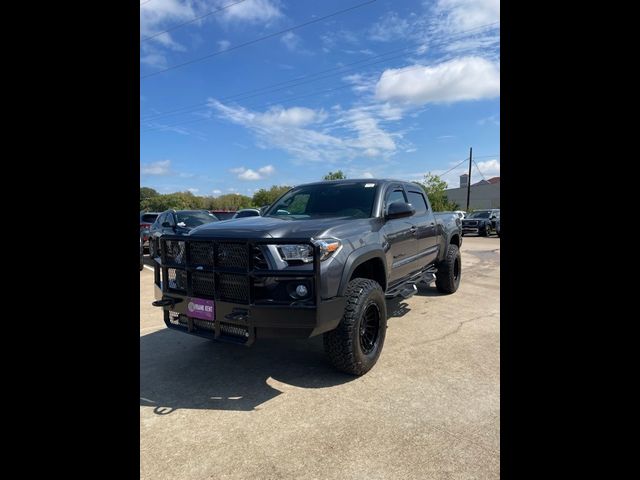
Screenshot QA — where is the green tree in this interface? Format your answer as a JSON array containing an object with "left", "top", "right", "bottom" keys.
[
  {"left": 414, "top": 173, "right": 459, "bottom": 212},
  {"left": 252, "top": 185, "right": 291, "bottom": 207},
  {"left": 209, "top": 193, "right": 253, "bottom": 210},
  {"left": 323, "top": 170, "right": 346, "bottom": 180},
  {"left": 140, "top": 187, "right": 159, "bottom": 211}
]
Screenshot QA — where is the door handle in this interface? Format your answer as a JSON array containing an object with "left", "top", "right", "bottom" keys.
[
  {"left": 430, "top": 222, "right": 435, "bottom": 226},
  {"left": 410, "top": 226, "right": 417, "bottom": 234}
]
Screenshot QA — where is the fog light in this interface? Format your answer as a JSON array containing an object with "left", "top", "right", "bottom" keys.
[{"left": 295, "top": 284, "right": 308, "bottom": 297}]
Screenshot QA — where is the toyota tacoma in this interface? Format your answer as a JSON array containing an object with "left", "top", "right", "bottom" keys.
[{"left": 151, "top": 179, "right": 463, "bottom": 375}]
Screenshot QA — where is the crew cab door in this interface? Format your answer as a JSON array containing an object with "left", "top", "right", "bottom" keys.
[
  {"left": 381, "top": 185, "right": 419, "bottom": 283},
  {"left": 406, "top": 189, "right": 439, "bottom": 266}
]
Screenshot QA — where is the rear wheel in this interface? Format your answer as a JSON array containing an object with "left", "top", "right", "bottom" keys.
[
  {"left": 323, "top": 278, "right": 387, "bottom": 376},
  {"left": 436, "top": 244, "right": 461, "bottom": 294}
]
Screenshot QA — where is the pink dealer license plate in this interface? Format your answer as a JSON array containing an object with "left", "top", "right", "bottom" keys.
[{"left": 186, "top": 297, "right": 215, "bottom": 321}]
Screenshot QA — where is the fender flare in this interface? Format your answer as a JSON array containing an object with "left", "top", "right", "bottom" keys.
[{"left": 337, "top": 245, "right": 387, "bottom": 296}]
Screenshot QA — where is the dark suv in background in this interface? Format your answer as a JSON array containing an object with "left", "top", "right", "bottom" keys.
[
  {"left": 148, "top": 210, "right": 219, "bottom": 257},
  {"left": 461, "top": 209, "right": 500, "bottom": 236}
]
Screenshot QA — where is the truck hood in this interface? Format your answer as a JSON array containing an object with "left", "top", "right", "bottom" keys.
[{"left": 188, "top": 215, "right": 376, "bottom": 240}]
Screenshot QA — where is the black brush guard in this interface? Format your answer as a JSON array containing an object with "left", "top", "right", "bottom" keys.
[{"left": 152, "top": 236, "right": 345, "bottom": 345}]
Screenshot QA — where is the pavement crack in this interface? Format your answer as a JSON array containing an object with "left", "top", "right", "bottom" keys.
[{"left": 416, "top": 312, "right": 499, "bottom": 346}]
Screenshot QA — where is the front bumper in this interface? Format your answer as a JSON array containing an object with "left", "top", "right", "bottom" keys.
[
  {"left": 154, "top": 285, "right": 345, "bottom": 345},
  {"left": 462, "top": 227, "right": 480, "bottom": 234},
  {"left": 151, "top": 236, "right": 345, "bottom": 345}
]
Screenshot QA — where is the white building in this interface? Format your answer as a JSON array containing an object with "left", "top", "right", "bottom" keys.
[{"left": 445, "top": 174, "right": 500, "bottom": 210}]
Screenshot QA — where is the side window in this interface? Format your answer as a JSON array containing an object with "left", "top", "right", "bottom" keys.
[
  {"left": 386, "top": 189, "right": 406, "bottom": 210},
  {"left": 156, "top": 213, "right": 165, "bottom": 226},
  {"left": 407, "top": 191, "right": 428, "bottom": 215},
  {"left": 166, "top": 213, "right": 175, "bottom": 226}
]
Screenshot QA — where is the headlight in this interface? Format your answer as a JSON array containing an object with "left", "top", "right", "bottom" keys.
[
  {"left": 313, "top": 238, "right": 342, "bottom": 261},
  {"left": 277, "top": 244, "right": 313, "bottom": 263},
  {"left": 275, "top": 239, "right": 342, "bottom": 264}
]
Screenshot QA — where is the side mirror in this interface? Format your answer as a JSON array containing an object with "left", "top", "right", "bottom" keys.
[
  {"left": 162, "top": 221, "right": 171, "bottom": 228},
  {"left": 385, "top": 201, "right": 415, "bottom": 220}
]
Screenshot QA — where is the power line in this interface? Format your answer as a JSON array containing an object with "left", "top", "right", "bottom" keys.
[
  {"left": 141, "top": 0, "right": 249, "bottom": 43},
  {"left": 472, "top": 154, "right": 500, "bottom": 159},
  {"left": 439, "top": 158, "right": 470, "bottom": 178},
  {"left": 472, "top": 159, "right": 487, "bottom": 182},
  {"left": 141, "top": 21, "right": 500, "bottom": 122},
  {"left": 141, "top": 0, "right": 378, "bottom": 79},
  {"left": 140, "top": 0, "right": 153, "bottom": 7}
]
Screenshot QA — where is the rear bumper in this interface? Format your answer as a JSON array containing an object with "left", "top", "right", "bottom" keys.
[{"left": 154, "top": 285, "right": 345, "bottom": 344}]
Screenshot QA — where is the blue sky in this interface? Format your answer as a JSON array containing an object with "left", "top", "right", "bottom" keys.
[{"left": 140, "top": 0, "right": 500, "bottom": 196}]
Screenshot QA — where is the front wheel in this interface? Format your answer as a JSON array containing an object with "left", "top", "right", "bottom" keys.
[
  {"left": 149, "top": 237, "right": 156, "bottom": 258},
  {"left": 436, "top": 244, "right": 461, "bottom": 294},
  {"left": 323, "top": 278, "right": 387, "bottom": 376}
]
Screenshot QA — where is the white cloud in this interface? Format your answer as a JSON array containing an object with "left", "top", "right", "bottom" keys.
[
  {"left": 217, "top": 0, "right": 282, "bottom": 23},
  {"left": 369, "top": 12, "right": 412, "bottom": 41},
  {"left": 141, "top": 160, "right": 171, "bottom": 175},
  {"left": 217, "top": 39, "right": 231, "bottom": 50},
  {"left": 212, "top": 189, "right": 222, "bottom": 195},
  {"left": 476, "top": 159, "right": 500, "bottom": 177},
  {"left": 188, "top": 188, "right": 199, "bottom": 193},
  {"left": 141, "top": 54, "right": 168, "bottom": 68},
  {"left": 433, "top": 0, "right": 500, "bottom": 34},
  {"left": 258, "top": 165, "right": 275, "bottom": 175},
  {"left": 375, "top": 57, "right": 500, "bottom": 105},
  {"left": 210, "top": 99, "right": 406, "bottom": 163},
  {"left": 280, "top": 32, "right": 300, "bottom": 51},
  {"left": 230, "top": 164, "right": 276, "bottom": 181},
  {"left": 362, "top": 172, "right": 374, "bottom": 178}
]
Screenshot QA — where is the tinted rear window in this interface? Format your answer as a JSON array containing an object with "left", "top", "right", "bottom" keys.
[
  {"left": 141, "top": 214, "right": 158, "bottom": 223},
  {"left": 236, "top": 210, "right": 260, "bottom": 218}
]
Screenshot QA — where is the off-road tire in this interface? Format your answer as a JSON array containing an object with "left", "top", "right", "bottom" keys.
[
  {"left": 436, "top": 244, "right": 461, "bottom": 294},
  {"left": 323, "top": 278, "right": 387, "bottom": 376}
]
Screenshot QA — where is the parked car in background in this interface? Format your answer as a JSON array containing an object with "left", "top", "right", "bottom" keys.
[
  {"left": 140, "top": 234, "right": 144, "bottom": 271},
  {"left": 462, "top": 210, "right": 499, "bottom": 236},
  {"left": 210, "top": 210, "right": 236, "bottom": 221},
  {"left": 496, "top": 217, "right": 501, "bottom": 237},
  {"left": 232, "top": 208, "right": 261, "bottom": 219},
  {"left": 149, "top": 210, "right": 219, "bottom": 258},
  {"left": 140, "top": 212, "right": 160, "bottom": 250}
]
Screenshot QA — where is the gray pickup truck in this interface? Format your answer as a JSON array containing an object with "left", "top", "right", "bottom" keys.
[{"left": 152, "top": 179, "right": 463, "bottom": 375}]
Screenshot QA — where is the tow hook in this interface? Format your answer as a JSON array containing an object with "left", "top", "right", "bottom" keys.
[{"left": 152, "top": 297, "right": 183, "bottom": 308}]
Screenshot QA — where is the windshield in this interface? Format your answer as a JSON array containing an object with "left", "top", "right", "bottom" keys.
[
  {"left": 467, "top": 211, "right": 491, "bottom": 219},
  {"left": 176, "top": 211, "right": 219, "bottom": 228},
  {"left": 265, "top": 182, "right": 378, "bottom": 219}
]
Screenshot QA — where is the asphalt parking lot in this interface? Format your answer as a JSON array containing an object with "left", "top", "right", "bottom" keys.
[{"left": 140, "top": 235, "right": 500, "bottom": 479}]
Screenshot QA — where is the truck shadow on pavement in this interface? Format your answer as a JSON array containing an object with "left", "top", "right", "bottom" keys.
[
  {"left": 140, "top": 330, "right": 357, "bottom": 414},
  {"left": 140, "top": 296, "right": 420, "bottom": 415}
]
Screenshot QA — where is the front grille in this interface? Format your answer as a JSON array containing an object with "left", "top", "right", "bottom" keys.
[
  {"left": 167, "top": 268, "right": 187, "bottom": 292},
  {"left": 217, "top": 273, "right": 249, "bottom": 303},
  {"left": 164, "top": 240, "right": 186, "bottom": 265},
  {"left": 190, "top": 241, "right": 215, "bottom": 267},
  {"left": 217, "top": 243, "right": 248, "bottom": 269},
  {"left": 463, "top": 221, "right": 478, "bottom": 226},
  {"left": 192, "top": 271, "right": 215, "bottom": 298},
  {"left": 158, "top": 238, "right": 315, "bottom": 307}
]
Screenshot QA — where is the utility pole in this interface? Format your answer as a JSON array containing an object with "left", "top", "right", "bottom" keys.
[{"left": 466, "top": 147, "right": 472, "bottom": 211}]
